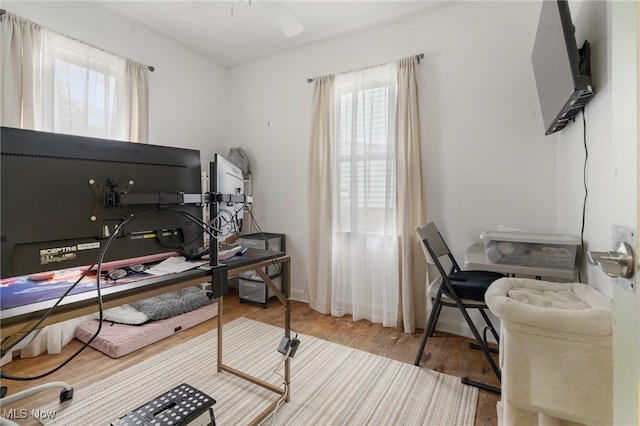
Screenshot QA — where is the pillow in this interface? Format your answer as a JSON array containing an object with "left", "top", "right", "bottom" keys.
[
  {"left": 102, "top": 304, "right": 149, "bottom": 325},
  {"left": 130, "top": 286, "right": 214, "bottom": 321}
]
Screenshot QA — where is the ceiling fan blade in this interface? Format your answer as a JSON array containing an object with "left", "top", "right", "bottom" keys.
[
  {"left": 183, "top": 0, "right": 219, "bottom": 23},
  {"left": 260, "top": 1, "right": 304, "bottom": 38}
]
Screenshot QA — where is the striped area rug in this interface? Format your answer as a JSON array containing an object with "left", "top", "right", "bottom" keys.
[{"left": 40, "top": 317, "right": 478, "bottom": 425}]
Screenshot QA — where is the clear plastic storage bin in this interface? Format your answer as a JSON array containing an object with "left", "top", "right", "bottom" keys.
[
  {"left": 481, "top": 231, "right": 580, "bottom": 269},
  {"left": 239, "top": 275, "right": 282, "bottom": 303}
]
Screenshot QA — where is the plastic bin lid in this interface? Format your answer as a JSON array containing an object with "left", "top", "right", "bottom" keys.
[{"left": 480, "top": 231, "right": 580, "bottom": 245}]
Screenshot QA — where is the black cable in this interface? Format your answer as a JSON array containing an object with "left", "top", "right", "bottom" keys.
[
  {"left": 2, "top": 240, "right": 111, "bottom": 379},
  {"left": 578, "top": 108, "right": 589, "bottom": 283},
  {"left": 0, "top": 228, "right": 126, "bottom": 361},
  {"left": 212, "top": 209, "right": 237, "bottom": 239},
  {"left": 211, "top": 207, "right": 243, "bottom": 240},
  {"left": 1, "top": 208, "right": 162, "bottom": 381},
  {"left": 0, "top": 269, "right": 93, "bottom": 360},
  {"left": 166, "top": 207, "right": 218, "bottom": 242},
  {"left": 1, "top": 200, "right": 284, "bottom": 382}
]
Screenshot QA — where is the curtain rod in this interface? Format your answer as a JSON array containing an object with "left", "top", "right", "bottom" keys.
[
  {"left": 306, "top": 53, "right": 424, "bottom": 83},
  {"left": 0, "top": 8, "right": 155, "bottom": 72}
]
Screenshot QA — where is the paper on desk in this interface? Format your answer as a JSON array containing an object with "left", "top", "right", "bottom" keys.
[{"left": 145, "top": 256, "right": 207, "bottom": 276}]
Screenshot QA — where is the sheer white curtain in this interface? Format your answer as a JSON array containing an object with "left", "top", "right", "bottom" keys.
[
  {"left": 1, "top": 11, "right": 149, "bottom": 142},
  {"left": 307, "top": 57, "right": 426, "bottom": 332},
  {"left": 0, "top": 11, "right": 149, "bottom": 361},
  {"left": 40, "top": 28, "right": 148, "bottom": 142},
  {"left": 331, "top": 63, "right": 400, "bottom": 326}
]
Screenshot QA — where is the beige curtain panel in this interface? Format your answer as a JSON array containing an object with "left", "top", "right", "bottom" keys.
[
  {"left": 0, "top": 12, "right": 42, "bottom": 129},
  {"left": 124, "top": 60, "right": 150, "bottom": 143},
  {"left": 306, "top": 75, "right": 335, "bottom": 314},
  {"left": 396, "top": 56, "right": 427, "bottom": 333}
]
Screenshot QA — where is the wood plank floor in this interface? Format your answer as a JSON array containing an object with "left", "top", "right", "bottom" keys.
[{"left": 1, "top": 288, "right": 500, "bottom": 425}]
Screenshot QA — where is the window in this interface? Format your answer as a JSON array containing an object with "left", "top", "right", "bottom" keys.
[
  {"left": 1, "top": 12, "right": 148, "bottom": 142},
  {"left": 307, "top": 56, "right": 424, "bottom": 331},
  {"left": 43, "top": 31, "right": 127, "bottom": 140},
  {"left": 334, "top": 64, "right": 397, "bottom": 234},
  {"left": 330, "top": 62, "right": 400, "bottom": 326}
]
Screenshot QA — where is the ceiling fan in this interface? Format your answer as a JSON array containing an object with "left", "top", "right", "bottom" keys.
[{"left": 183, "top": 0, "right": 304, "bottom": 38}]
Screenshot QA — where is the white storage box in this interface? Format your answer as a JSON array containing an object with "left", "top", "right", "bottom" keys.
[{"left": 481, "top": 231, "right": 580, "bottom": 269}]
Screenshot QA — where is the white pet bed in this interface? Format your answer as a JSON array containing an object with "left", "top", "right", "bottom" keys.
[{"left": 485, "top": 278, "right": 612, "bottom": 426}]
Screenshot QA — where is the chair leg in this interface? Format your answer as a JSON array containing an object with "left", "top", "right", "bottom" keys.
[
  {"left": 453, "top": 301, "right": 502, "bottom": 393},
  {"left": 414, "top": 290, "right": 444, "bottom": 366},
  {"left": 424, "top": 301, "right": 442, "bottom": 340}
]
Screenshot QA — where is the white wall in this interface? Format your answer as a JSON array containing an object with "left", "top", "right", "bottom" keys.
[
  {"left": 229, "top": 1, "right": 560, "bottom": 325},
  {"left": 557, "top": 0, "right": 614, "bottom": 296},
  {"left": 2, "top": 1, "right": 230, "bottom": 169}
]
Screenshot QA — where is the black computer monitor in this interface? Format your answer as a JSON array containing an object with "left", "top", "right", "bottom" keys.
[{"left": 1, "top": 126, "right": 205, "bottom": 278}]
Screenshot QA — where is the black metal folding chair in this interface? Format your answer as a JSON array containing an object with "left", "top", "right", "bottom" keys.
[{"left": 414, "top": 222, "right": 503, "bottom": 393}]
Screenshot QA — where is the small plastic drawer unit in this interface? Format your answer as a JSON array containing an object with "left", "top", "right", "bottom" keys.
[
  {"left": 239, "top": 275, "right": 282, "bottom": 304},
  {"left": 239, "top": 233, "right": 285, "bottom": 276},
  {"left": 238, "top": 233, "right": 285, "bottom": 307},
  {"left": 481, "top": 231, "right": 580, "bottom": 269}
]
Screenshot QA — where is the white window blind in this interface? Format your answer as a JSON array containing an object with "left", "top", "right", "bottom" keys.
[{"left": 334, "top": 65, "right": 397, "bottom": 234}]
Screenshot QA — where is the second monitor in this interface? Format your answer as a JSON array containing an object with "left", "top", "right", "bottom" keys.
[{"left": 212, "top": 153, "right": 247, "bottom": 241}]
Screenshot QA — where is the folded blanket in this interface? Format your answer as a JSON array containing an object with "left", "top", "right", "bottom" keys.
[
  {"left": 130, "top": 286, "right": 214, "bottom": 321},
  {"left": 100, "top": 285, "right": 214, "bottom": 324}
]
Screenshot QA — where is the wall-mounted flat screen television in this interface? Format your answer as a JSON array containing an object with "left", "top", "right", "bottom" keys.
[{"left": 531, "top": 0, "right": 593, "bottom": 135}]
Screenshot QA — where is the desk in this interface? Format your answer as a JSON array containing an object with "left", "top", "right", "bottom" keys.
[
  {"left": 0, "top": 248, "right": 291, "bottom": 426},
  {"left": 1, "top": 268, "right": 215, "bottom": 342},
  {"left": 464, "top": 242, "right": 577, "bottom": 281},
  {"left": 219, "top": 250, "right": 291, "bottom": 426}
]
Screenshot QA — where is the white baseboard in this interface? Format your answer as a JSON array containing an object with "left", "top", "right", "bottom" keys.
[
  {"left": 434, "top": 317, "right": 499, "bottom": 344},
  {"left": 289, "top": 288, "right": 307, "bottom": 303}
]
